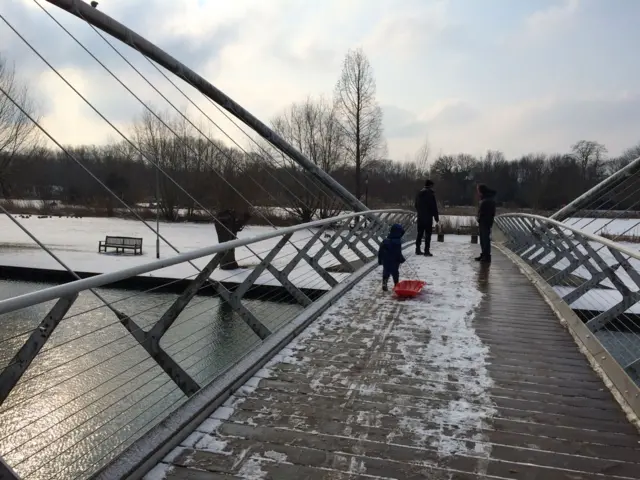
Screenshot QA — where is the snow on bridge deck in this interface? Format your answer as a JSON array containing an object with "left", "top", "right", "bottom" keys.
[{"left": 147, "top": 242, "right": 640, "bottom": 480}]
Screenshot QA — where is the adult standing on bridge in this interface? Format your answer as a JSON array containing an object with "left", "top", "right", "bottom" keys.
[
  {"left": 476, "top": 183, "right": 497, "bottom": 263},
  {"left": 414, "top": 179, "right": 439, "bottom": 256}
]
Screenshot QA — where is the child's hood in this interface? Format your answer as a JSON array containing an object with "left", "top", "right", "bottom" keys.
[{"left": 388, "top": 223, "right": 405, "bottom": 239}]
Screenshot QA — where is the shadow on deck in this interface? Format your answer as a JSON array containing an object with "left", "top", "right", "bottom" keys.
[{"left": 148, "top": 242, "right": 640, "bottom": 479}]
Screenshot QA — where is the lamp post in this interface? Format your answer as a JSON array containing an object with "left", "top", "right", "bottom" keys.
[{"left": 365, "top": 173, "right": 369, "bottom": 207}]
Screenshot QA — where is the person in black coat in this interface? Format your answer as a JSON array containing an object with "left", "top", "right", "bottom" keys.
[
  {"left": 378, "top": 223, "right": 406, "bottom": 291},
  {"left": 414, "top": 179, "right": 439, "bottom": 256},
  {"left": 476, "top": 184, "right": 496, "bottom": 263}
]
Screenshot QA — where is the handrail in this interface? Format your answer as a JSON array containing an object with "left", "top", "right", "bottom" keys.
[
  {"left": 0, "top": 209, "right": 413, "bottom": 315},
  {"left": 549, "top": 155, "right": 640, "bottom": 222},
  {"left": 497, "top": 213, "right": 640, "bottom": 260},
  {"left": 495, "top": 211, "right": 640, "bottom": 418}
]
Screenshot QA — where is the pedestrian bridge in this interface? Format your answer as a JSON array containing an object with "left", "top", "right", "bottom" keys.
[
  {"left": 1, "top": 3, "right": 639, "bottom": 478},
  {"left": 1, "top": 212, "right": 639, "bottom": 480},
  {"left": 147, "top": 241, "right": 640, "bottom": 480}
]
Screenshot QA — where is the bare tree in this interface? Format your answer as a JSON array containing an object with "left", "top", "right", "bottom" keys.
[
  {"left": 211, "top": 145, "right": 253, "bottom": 265},
  {"left": 414, "top": 136, "right": 431, "bottom": 176},
  {"left": 620, "top": 142, "right": 640, "bottom": 161},
  {"left": 133, "top": 109, "right": 190, "bottom": 221},
  {"left": 215, "top": 209, "right": 251, "bottom": 270},
  {"left": 334, "top": 48, "right": 386, "bottom": 200},
  {"left": 0, "top": 55, "right": 41, "bottom": 195},
  {"left": 133, "top": 107, "right": 254, "bottom": 267},
  {"left": 482, "top": 150, "right": 507, "bottom": 165},
  {"left": 571, "top": 140, "right": 607, "bottom": 182},
  {"left": 271, "top": 96, "right": 345, "bottom": 221},
  {"left": 607, "top": 142, "right": 640, "bottom": 174},
  {"left": 516, "top": 153, "right": 547, "bottom": 209}
]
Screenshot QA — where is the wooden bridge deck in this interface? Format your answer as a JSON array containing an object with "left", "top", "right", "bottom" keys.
[{"left": 148, "top": 242, "right": 640, "bottom": 480}]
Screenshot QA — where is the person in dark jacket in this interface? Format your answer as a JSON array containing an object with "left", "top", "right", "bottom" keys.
[
  {"left": 414, "top": 179, "right": 439, "bottom": 256},
  {"left": 378, "top": 223, "right": 406, "bottom": 291},
  {"left": 476, "top": 184, "right": 497, "bottom": 263}
]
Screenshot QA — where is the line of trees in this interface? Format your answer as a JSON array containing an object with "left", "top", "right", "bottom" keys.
[
  {"left": 422, "top": 140, "right": 640, "bottom": 210},
  {"left": 0, "top": 56, "right": 42, "bottom": 195},
  {"left": 2, "top": 52, "right": 640, "bottom": 225}
]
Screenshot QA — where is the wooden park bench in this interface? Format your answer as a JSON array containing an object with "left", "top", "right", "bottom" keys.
[{"left": 98, "top": 236, "right": 143, "bottom": 255}]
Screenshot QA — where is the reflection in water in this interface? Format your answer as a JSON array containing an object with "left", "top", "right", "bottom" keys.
[
  {"left": 218, "top": 297, "right": 234, "bottom": 320},
  {"left": 0, "top": 280, "right": 302, "bottom": 479},
  {"left": 476, "top": 262, "right": 491, "bottom": 294}
]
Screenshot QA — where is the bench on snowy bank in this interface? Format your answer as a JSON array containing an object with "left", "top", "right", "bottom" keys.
[{"left": 98, "top": 235, "right": 143, "bottom": 255}]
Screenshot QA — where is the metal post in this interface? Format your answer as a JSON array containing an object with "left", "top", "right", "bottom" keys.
[
  {"left": 46, "top": 0, "right": 371, "bottom": 215},
  {"left": 0, "top": 456, "right": 20, "bottom": 480},
  {"left": 0, "top": 295, "right": 78, "bottom": 407},
  {"left": 365, "top": 173, "right": 369, "bottom": 207},
  {"left": 155, "top": 165, "right": 160, "bottom": 259},
  {"left": 550, "top": 155, "right": 640, "bottom": 222}
]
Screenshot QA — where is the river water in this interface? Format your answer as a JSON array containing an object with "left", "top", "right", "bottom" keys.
[{"left": 0, "top": 280, "right": 302, "bottom": 480}]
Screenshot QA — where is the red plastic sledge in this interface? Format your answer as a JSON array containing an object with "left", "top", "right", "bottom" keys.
[{"left": 393, "top": 280, "right": 426, "bottom": 298}]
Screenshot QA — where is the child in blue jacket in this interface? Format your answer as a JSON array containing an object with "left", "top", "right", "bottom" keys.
[{"left": 378, "top": 223, "right": 406, "bottom": 291}]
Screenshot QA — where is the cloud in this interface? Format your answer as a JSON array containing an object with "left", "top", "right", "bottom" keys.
[
  {"left": 382, "top": 105, "right": 428, "bottom": 139},
  {"left": 361, "top": 0, "right": 462, "bottom": 59},
  {"left": 428, "top": 101, "right": 479, "bottom": 127},
  {"left": 38, "top": 68, "right": 123, "bottom": 146},
  {"left": 383, "top": 100, "right": 478, "bottom": 141},
  {"left": 1, "top": 0, "right": 639, "bottom": 165},
  {"left": 501, "top": 93, "right": 640, "bottom": 156},
  {"left": 525, "top": 0, "right": 580, "bottom": 33},
  {"left": 503, "top": 0, "right": 581, "bottom": 48},
  {"left": 421, "top": 93, "right": 640, "bottom": 159}
]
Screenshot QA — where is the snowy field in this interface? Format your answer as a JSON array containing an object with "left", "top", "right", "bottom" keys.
[
  {"left": 566, "top": 217, "right": 640, "bottom": 238},
  {"left": 0, "top": 214, "right": 475, "bottom": 290},
  {"left": 0, "top": 216, "right": 360, "bottom": 291}
]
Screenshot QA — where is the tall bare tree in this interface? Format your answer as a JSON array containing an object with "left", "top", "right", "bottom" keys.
[
  {"left": 133, "top": 109, "right": 183, "bottom": 220},
  {"left": 334, "top": 48, "right": 385, "bottom": 200},
  {"left": 133, "top": 107, "right": 253, "bottom": 267},
  {"left": 271, "top": 96, "right": 345, "bottom": 221},
  {"left": 414, "top": 136, "right": 431, "bottom": 176},
  {"left": 0, "top": 55, "right": 41, "bottom": 195},
  {"left": 620, "top": 142, "right": 640, "bottom": 162},
  {"left": 571, "top": 140, "right": 607, "bottom": 182},
  {"left": 604, "top": 142, "right": 640, "bottom": 175}
]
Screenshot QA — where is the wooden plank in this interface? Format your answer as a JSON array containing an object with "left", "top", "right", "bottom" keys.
[{"left": 158, "top": 244, "right": 640, "bottom": 480}]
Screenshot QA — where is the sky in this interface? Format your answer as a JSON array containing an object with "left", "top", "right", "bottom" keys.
[{"left": 1, "top": 0, "right": 640, "bottom": 163}]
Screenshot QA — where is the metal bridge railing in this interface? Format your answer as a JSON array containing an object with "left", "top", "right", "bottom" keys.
[
  {"left": 0, "top": 209, "right": 416, "bottom": 480},
  {"left": 496, "top": 213, "right": 640, "bottom": 387}
]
